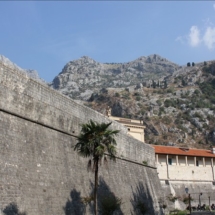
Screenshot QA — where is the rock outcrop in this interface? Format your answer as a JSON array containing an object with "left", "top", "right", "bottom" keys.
[
  {"left": 51, "top": 57, "right": 215, "bottom": 149},
  {"left": 2, "top": 53, "right": 215, "bottom": 149},
  {"left": 50, "top": 54, "right": 179, "bottom": 100}
]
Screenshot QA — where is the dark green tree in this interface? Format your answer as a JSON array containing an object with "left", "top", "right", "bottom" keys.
[
  {"left": 187, "top": 62, "right": 191, "bottom": 67},
  {"left": 164, "top": 80, "right": 168, "bottom": 89},
  {"left": 182, "top": 78, "right": 186, "bottom": 86},
  {"left": 74, "top": 120, "right": 119, "bottom": 215},
  {"left": 192, "top": 62, "right": 195, "bottom": 67},
  {"left": 152, "top": 80, "right": 156, "bottom": 89}
]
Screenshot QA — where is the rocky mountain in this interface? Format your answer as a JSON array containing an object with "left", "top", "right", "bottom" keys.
[
  {"left": 2, "top": 53, "right": 215, "bottom": 149},
  {"left": 50, "top": 55, "right": 215, "bottom": 149},
  {"left": 0, "top": 55, "right": 45, "bottom": 83},
  {"left": 49, "top": 54, "right": 180, "bottom": 100}
]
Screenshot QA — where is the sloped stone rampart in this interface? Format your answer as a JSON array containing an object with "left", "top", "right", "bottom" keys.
[{"left": 0, "top": 63, "right": 164, "bottom": 215}]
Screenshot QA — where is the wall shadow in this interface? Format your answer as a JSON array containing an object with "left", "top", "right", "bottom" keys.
[
  {"left": 65, "top": 177, "right": 125, "bottom": 215},
  {"left": 63, "top": 189, "right": 86, "bottom": 215},
  {"left": 130, "top": 182, "right": 164, "bottom": 215},
  {"left": 97, "top": 177, "right": 124, "bottom": 215},
  {"left": 2, "top": 202, "right": 27, "bottom": 215}
]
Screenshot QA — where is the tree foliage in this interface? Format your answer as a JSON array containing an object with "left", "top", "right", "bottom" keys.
[{"left": 74, "top": 120, "right": 119, "bottom": 215}]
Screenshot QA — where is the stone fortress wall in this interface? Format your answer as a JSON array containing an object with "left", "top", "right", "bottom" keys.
[{"left": 0, "top": 63, "right": 164, "bottom": 215}]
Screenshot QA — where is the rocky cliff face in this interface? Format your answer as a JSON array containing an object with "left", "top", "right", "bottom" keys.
[
  {"left": 49, "top": 54, "right": 179, "bottom": 100},
  {"left": 50, "top": 55, "right": 215, "bottom": 149},
  {"left": 2, "top": 53, "right": 215, "bottom": 149}
]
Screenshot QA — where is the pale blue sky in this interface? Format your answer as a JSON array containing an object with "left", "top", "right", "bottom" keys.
[{"left": 1, "top": 1, "right": 215, "bottom": 82}]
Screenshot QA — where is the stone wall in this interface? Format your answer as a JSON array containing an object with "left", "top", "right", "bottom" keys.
[
  {"left": 0, "top": 63, "right": 164, "bottom": 215},
  {"left": 157, "top": 165, "right": 215, "bottom": 181},
  {"left": 161, "top": 180, "right": 215, "bottom": 211}
]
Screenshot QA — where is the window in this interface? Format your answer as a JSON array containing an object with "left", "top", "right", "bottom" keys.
[
  {"left": 168, "top": 158, "right": 172, "bottom": 165},
  {"left": 196, "top": 160, "right": 199, "bottom": 166}
]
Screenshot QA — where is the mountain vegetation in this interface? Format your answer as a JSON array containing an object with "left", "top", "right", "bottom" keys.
[{"left": 50, "top": 55, "right": 215, "bottom": 149}]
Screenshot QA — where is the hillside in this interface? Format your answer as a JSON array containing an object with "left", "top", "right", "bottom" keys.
[
  {"left": 2, "top": 53, "right": 215, "bottom": 149},
  {"left": 50, "top": 56, "right": 215, "bottom": 149},
  {"left": 49, "top": 54, "right": 179, "bottom": 100}
]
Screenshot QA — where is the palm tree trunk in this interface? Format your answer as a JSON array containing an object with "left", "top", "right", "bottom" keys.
[{"left": 94, "top": 158, "right": 99, "bottom": 215}]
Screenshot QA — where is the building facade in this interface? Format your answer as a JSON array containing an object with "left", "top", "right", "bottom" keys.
[
  {"left": 107, "top": 112, "right": 215, "bottom": 209},
  {"left": 153, "top": 145, "right": 215, "bottom": 182},
  {"left": 106, "top": 107, "right": 145, "bottom": 142}
]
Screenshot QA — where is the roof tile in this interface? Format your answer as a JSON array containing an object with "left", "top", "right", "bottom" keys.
[{"left": 152, "top": 145, "right": 215, "bottom": 157}]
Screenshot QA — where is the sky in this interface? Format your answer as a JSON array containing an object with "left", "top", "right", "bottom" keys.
[{"left": 1, "top": 1, "right": 215, "bottom": 82}]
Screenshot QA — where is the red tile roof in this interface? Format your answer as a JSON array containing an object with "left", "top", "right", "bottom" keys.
[{"left": 152, "top": 145, "right": 215, "bottom": 158}]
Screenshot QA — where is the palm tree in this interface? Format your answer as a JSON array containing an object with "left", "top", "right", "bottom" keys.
[{"left": 74, "top": 120, "right": 119, "bottom": 215}]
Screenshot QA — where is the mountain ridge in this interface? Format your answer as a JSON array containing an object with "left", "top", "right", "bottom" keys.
[
  {"left": 2, "top": 53, "right": 215, "bottom": 149},
  {"left": 49, "top": 54, "right": 215, "bottom": 149},
  {"left": 50, "top": 54, "right": 180, "bottom": 100}
]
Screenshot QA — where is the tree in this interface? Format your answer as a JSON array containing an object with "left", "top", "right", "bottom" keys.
[
  {"left": 152, "top": 80, "right": 156, "bottom": 88},
  {"left": 192, "top": 62, "right": 195, "bottom": 67},
  {"left": 182, "top": 78, "right": 186, "bottom": 86},
  {"left": 164, "top": 80, "right": 168, "bottom": 89},
  {"left": 74, "top": 120, "right": 119, "bottom": 215},
  {"left": 187, "top": 62, "right": 191, "bottom": 67}
]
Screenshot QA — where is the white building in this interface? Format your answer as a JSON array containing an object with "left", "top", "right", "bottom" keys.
[
  {"left": 106, "top": 107, "right": 145, "bottom": 143},
  {"left": 153, "top": 145, "right": 215, "bottom": 182}
]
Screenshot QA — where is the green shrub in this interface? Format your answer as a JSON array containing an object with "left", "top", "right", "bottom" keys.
[
  {"left": 122, "top": 92, "right": 130, "bottom": 100},
  {"left": 178, "top": 124, "right": 188, "bottom": 133},
  {"left": 136, "top": 96, "right": 141, "bottom": 101},
  {"left": 157, "top": 89, "right": 164, "bottom": 94},
  {"left": 159, "top": 106, "right": 165, "bottom": 113},
  {"left": 167, "top": 87, "right": 175, "bottom": 94},
  {"left": 81, "top": 195, "right": 94, "bottom": 205},
  {"left": 202, "top": 62, "right": 215, "bottom": 75},
  {"left": 182, "top": 79, "right": 187, "bottom": 86},
  {"left": 194, "top": 89, "right": 200, "bottom": 95},
  {"left": 207, "top": 114, "right": 215, "bottom": 121},
  {"left": 193, "top": 112, "right": 204, "bottom": 121},
  {"left": 167, "top": 194, "right": 179, "bottom": 202},
  {"left": 162, "top": 116, "right": 172, "bottom": 125},
  {"left": 182, "top": 196, "right": 193, "bottom": 204},
  {"left": 164, "top": 99, "right": 177, "bottom": 108},
  {"left": 199, "top": 80, "right": 215, "bottom": 104},
  {"left": 142, "top": 161, "right": 148, "bottom": 165},
  {"left": 157, "top": 99, "right": 162, "bottom": 106},
  {"left": 169, "top": 209, "right": 187, "bottom": 215},
  {"left": 182, "top": 112, "right": 192, "bottom": 122},
  {"left": 134, "top": 92, "right": 141, "bottom": 96},
  {"left": 115, "top": 92, "right": 120, "bottom": 97}
]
